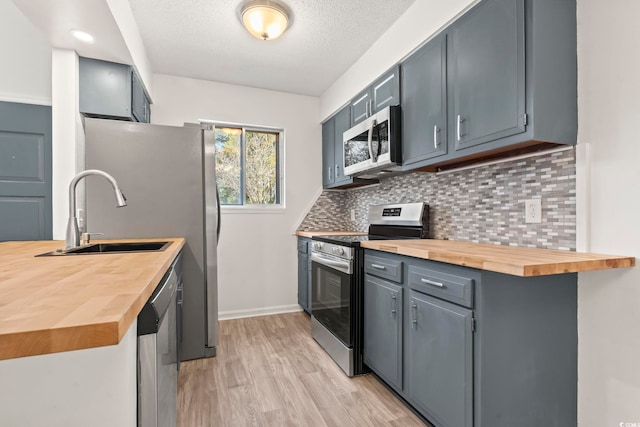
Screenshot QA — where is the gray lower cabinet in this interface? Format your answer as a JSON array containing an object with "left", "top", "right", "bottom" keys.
[
  {"left": 363, "top": 275, "right": 403, "bottom": 391},
  {"left": 363, "top": 249, "right": 578, "bottom": 427},
  {"left": 79, "top": 56, "right": 151, "bottom": 123},
  {"left": 407, "top": 291, "right": 473, "bottom": 427},
  {"left": 350, "top": 66, "right": 400, "bottom": 127},
  {"left": 297, "top": 237, "right": 311, "bottom": 313}
]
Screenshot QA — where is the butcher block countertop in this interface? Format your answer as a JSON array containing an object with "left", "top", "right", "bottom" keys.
[
  {"left": 360, "top": 239, "right": 635, "bottom": 277},
  {"left": 295, "top": 230, "right": 368, "bottom": 238},
  {"left": 0, "top": 238, "right": 184, "bottom": 360}
]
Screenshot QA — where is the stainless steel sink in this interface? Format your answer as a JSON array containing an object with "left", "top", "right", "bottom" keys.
[{"left": 37, "top": 241, "right": 171, "bottom": 257}]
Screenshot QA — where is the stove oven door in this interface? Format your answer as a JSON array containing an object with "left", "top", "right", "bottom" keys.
[{"left": 310, "top": 252, "right": 353, "bottom": 347}]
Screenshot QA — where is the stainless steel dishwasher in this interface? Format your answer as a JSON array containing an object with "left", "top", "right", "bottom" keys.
[{"left": 138, "top": 253, "right": 181, "bottom": 427}]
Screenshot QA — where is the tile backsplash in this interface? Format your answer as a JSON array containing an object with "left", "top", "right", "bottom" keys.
[{"left": 299, "top": 148, "right": 576, "bottom": 250}]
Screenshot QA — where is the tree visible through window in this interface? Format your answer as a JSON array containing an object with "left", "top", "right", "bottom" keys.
[{"left": 214, "top": 126, "right": 281, "bottom": 206}]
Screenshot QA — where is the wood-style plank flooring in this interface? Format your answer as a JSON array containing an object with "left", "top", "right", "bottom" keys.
[{"left": 177, "top": 311, "right": 429, "bottom": 427}]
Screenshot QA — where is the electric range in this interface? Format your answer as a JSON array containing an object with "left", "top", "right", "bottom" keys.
[{"left": 310, "top": 202, "right": 430, "bottom": 376}]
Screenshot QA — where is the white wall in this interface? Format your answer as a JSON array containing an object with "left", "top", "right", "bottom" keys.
[
  {"left": 0, "top": 0, "right": 51, "bottom": 105},
  {"left": 319, "top": 0, "right": 478, "bottom": 119},
  {"left": 576, "top": 0, "right": 640, "bottom": 425},
  {"left": 0, "top": 320, "right": 137, "bottom": 427},
  {"left": 151, "top": 74, "right": 320, "bottom": 318}
]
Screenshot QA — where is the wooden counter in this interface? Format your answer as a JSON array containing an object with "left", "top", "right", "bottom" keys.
[
  {"left": 295, "top": 230, "right": 367, "bottom": 238},
  {"left": 360, "top": 239, "right": 635, "bottom": 277},
  {"left": 0, "top": 238, "right": 184, "bottom": 360}
]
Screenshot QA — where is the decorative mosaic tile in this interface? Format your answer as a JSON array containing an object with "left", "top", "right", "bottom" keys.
[{"left": 299, "top": 148, "right": 576, "bottom": 250}]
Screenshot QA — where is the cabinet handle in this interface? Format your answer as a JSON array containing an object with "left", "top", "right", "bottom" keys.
[
  {"left": 391, "top": 294, "right": 397, "bottom": 317},
  {"left": 335, "top": 164, "right": 339, "bottom": 177},
  {"left": 433, "top": 125, "right": 440, "bottom": 148},
  {"left": 411, "top": 302, "right": 418, "bottom": 328},
  {"left": 421, "top": 278, "right": 444, "bottom": 288},
  {"left": 369, "top": 99, "right": 373, "bottom": 116},
  {"left": 328, "top": 166, "right": 333, "bottom": 181},
  {"left": 456, "top": 115, "right": 464, "bottom": 141},
  {"left": 371, "top": 264, "right": 386, "bottom": 270}
]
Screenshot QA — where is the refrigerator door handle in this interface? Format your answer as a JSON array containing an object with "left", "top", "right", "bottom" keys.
[
  {"left": 216, "top": 185, "right": 221, "bottom": 245},
  {"left": 203, "top": 129, "right": 219, "bottom": 351}
]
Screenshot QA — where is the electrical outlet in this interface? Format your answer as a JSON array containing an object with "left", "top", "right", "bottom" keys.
[
  {"left": 525, "top": 199, "right": 542, "bottom": 224},
  {"left": 350, "top": 208, "right": 356, "bottom": 221}
]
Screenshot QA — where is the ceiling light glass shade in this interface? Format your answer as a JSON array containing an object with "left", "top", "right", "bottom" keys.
[{"left": 241, "top": 1, "right": 290, "bottom": 41}]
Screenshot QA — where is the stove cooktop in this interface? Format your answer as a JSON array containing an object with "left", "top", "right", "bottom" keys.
[{"left": 312, "top": 234, "right": 395, "bottom": 247}]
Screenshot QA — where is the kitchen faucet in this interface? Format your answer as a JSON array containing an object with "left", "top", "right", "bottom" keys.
[{"left": 66, "top": 169, "right": 127, "bottom": 250}]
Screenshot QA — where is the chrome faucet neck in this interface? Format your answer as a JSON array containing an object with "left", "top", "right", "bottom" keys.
[{"left": 65, "top": 169, "right": 127, "bottom": 250}]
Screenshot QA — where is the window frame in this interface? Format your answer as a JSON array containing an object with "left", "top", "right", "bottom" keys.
[{"left": 200, "top": 120, "right": 286, "bottom": 213}]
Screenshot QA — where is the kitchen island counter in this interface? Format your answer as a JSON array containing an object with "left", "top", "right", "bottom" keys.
[
  {"left": 0, "top": 237, "right": 184, "bottom": 360},
  {"left": 361, "top": 239, "right": 634, "bottom": 277}
]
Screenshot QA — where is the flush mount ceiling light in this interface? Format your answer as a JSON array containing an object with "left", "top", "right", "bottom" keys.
[
  {"left": 240, "top": 0, "right": 290, "bottom": 41},
  {"left": 70, "top": 29, "right": 95, "bottom": 43}
]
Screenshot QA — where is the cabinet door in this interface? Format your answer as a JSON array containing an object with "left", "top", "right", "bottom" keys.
[
  {"left": 350, "top": 89, "right": 371, "bottom": 127},
  {"left": 451, "top": 0, "right": 526, "bottom": 151},
  {"left": 131, "top": 71, "right": 146, "bottom": 123},
  {"left": 407, "top": 291, "right": 473, "bottom": 427},
  {"left": 364, "top": 275, "right": 403, "bottom": 391},
  {"left": 321, "top": 119, "right": 335, "bottom": 187},
  {"left": 79, "top": 57, "right": 132, "bottom": 119},
  {"left": 401, "top": 35, "right": 448, "bottom": 166},
  {"left": 333, "top": 106, "right": 352, "bottom": 186},
  {"left": 372, "top": 65, "right": 400, "bottom": 114},
  {"left": 298, "top": 251, "right": 309, "bottom": 312}
]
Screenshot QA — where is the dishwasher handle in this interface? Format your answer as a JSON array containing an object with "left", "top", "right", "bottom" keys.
[{"left": 138, "top": 266, "right": 178, "bottom": 336}]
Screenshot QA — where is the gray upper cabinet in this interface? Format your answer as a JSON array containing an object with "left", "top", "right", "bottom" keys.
[
  {"left": 451, "top": 0, "right": 525, "bottom": 151},
  {"left": 322, "top": 105, "right": 357, "bottom": 189},
  {"left": 333, "top": 106, "right": 352, "bottom": 186},
  {"left": 350, "top": 90, "right": 371, "bottom": 127},
  {"left": 401, "top": 34, "right": 448, "bottom": 168},
  {"left": 131, "top": 71, "right": 151, "bottom": 123},
  {"left": 395, "top": 0, "right": 576, "bottom": 172},
  {"left": 364, "top": 275, "right": 403, "bottom": 391},
  {"left": 321, "top": 118, "right": 335, "bottom": 187},
  {"left": 350, "top": 66, "right": 400, "bottom": 127},
  {"left": 407, "top": 290, "right": 473, "bottom": 427},
  {"left": 79, "top": 57, "right": 151, "bottom": 123}
]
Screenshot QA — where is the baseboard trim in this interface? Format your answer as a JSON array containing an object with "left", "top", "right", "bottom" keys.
[{"left": 218, "top": 304, "right": 303, "bottom": 321}]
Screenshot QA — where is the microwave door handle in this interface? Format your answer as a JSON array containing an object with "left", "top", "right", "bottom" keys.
[{"left": 368, "top": 119, "right": 377, "bottom": 163}]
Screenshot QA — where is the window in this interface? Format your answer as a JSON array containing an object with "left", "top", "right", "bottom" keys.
[{"left": 210, "top": 123, "right": 283, "bottom": 207}]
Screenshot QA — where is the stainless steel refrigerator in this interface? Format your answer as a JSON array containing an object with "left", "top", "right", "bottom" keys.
[{"left": 84, "top": 118, "right": 219, "bottom": 360}]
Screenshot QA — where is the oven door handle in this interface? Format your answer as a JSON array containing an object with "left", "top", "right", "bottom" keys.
[{"left": 311, "top": 252, "right": 352, "bottom": 275}]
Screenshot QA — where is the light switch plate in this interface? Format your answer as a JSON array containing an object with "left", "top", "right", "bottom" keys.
[
  {"left": 350, "top": 208, "right": 356, "bottom": 221},
  {"left": 525, "top": 199, "right": 542, "bottom": 223}
]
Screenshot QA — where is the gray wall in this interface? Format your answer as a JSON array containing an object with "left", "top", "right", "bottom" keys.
[{"left": 299, "top": 148, "right": 576, "bottom": 250}]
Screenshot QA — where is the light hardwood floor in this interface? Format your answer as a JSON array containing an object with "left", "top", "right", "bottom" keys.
[{"left": 177, "top": 311, "right": 429, "bottom": 427}]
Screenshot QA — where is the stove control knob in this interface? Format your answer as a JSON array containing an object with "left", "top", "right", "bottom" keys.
[
  {"left": 332, "top": 247, "right": 345, "bottom": 256},
  {"left": 313, "top": 242, "right": 323, "bottom": 250}
]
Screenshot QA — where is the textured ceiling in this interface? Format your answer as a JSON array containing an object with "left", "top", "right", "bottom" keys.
[{"left": 129, "top": 0, "right": 416, "bottom": 96}]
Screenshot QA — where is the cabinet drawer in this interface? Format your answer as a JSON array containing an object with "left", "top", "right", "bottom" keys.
[
  {"left": 408, "top": 265, "right": 473, "bottom": 308},
  {"left": 365, "top": 254, "right": 403, "bottom": 283},
  {"left": 297, "top": 238, "right": 309, "bottom": 253}
]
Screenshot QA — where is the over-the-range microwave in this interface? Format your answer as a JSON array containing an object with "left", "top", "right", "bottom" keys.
[{"left": 343, "top": 105, "right": 401, "bottom": 178}]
